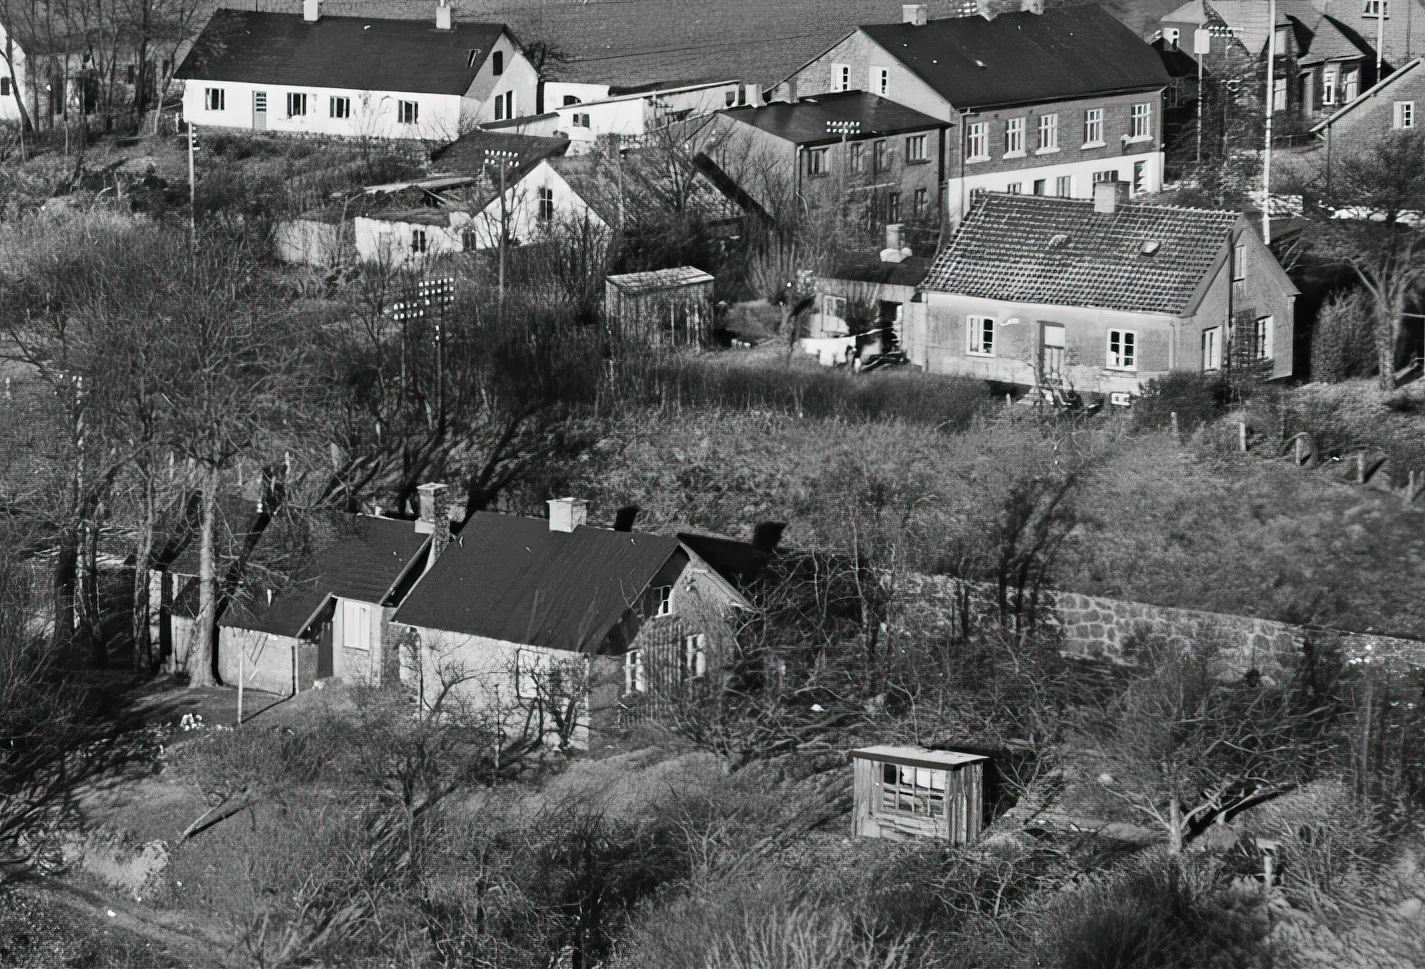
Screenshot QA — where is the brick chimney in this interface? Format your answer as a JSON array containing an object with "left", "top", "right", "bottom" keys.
[
  {"left": 435, "top": 0, "right": 452, "bottom": 31},
  {"left": 902, "top": 4, "right": 929, "bottom": 25},
  {"left": 547, "top": 498, "right": 588, "bottom": 533},
  {"left": 1093, "top": 179, "right": 1130, "bottom": 214},
  {"left": 415, "top": 483, "right": 451, "bottom": 560},
  {"left": 303, "top": 0, "right": 320, "bottom": 22}
]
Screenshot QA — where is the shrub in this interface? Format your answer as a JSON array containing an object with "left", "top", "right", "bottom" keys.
[
  {"left": 1310, "top": 289, "right": 1376, "bottom": 382},
  {"left": 1132, "top": 372, "right": 1227, "bottom": 433}
]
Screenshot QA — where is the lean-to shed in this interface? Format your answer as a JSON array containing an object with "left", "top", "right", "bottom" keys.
[
  {"left": 851, "top": 745, "right": 987, "bottom": 844},
  {"left": 604, "top": 267, "right": 714, "bottom": 346}
]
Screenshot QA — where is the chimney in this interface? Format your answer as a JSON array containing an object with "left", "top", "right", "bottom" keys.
[
  {"left": 613, "top": 506, "right": 640, "bottom": 532},
  {"left": 1093, "top": 179, "right": 1130, "bottom": 214},
  {"left": 1019, "top": 0, "right": 1044, "bottom": 13},
  {"left": 880, "top": 222, "right": 906, "bottom": 263},
  {"left": 415, "top": 482, "right": 451, "bottom": 560},
  {"left": 547, "top": 497, "right": 588, "bottom": 533},
  {"left": 751, "top": 522, "right": 786, "bottom": 554},
  {"left": 902, "top": 3, "right": 929, "bottom": 25},
  {"left": 435, "top": 0, "right": 452, "bottom": 30},
  {"left": 303, "top": 0, "right": 320, "bottom": 22}
]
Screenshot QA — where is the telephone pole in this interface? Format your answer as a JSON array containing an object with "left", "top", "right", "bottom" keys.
[
  {"left": 1263, "top": 0, "right": 1277, "bottom": 244},
  {"left": 484, "top": 148, "right": 519, "bottom": 312}
]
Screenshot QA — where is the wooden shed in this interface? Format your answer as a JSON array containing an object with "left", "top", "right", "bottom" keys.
[
  {"left": 604, "top": 267, "right": 715, "bottom": 347},
  {"left": 851, "top": 745, "right": 987, "bottom": 844}
]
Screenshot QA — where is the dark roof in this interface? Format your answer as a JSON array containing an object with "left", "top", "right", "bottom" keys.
[
  {"left": 392, "top": 512, "right": 682, "bottom": 653},
  {"left": 549, "top": 150, "right": 744, "bottom": 227},
  {"left": 175, "top": 10, "right": 505, "bottom": 96},
  {"left": 607, "top": 267, "right": 714, "bottom": 294},
  {"left": 1150, "top": 38, "right": 1202, "bottom": 80},
  {"left": 720, "top": 91, "right": 945, "bottom": 147},
  {"left": 858, "top": 7, "right": 1170, "bottom": 110},
  {"left": 1297, "top": 15, "right": 1375, "bottom": 67},
  {"left": 676, "top": 532, "right": 769, "bottom": 585},
  {"left": 221, "top": 513, "right": 429, "bottom": 638},
  {"left": 825, "top": 253, "right": 931, "bottom": 288},
  {"left": 431, "top": 129, "right": 571, "bottom": 175},
  {"left": 922, "top": 193, "right": 1245, "bottom": 316}
]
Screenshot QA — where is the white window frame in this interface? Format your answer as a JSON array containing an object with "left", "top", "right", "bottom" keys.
[
  {"left": 1202, "top": 326, "right": 1222, "bottom": 372},
  {"left": 650, "top": 585, "right": 672, "bottom": 618},
  {"left": 1164, "top": 27, "right": 1180, "bottom": 47},
  {"left": 1084, "top": 107, "right": 1104, "bottom": 146},
  {"left": 398, "top": 99, "right": 419, "bottom": 125},
  {"left": 1344, "top": 70, "right": 1359, "bottom": 102},
  {"left": 683, "top": 633, "right": 707, "bottom": 680},
  {"left": 329, "top": 95, "right": 350, "bottom": 119},
  {"left": 835, "top": 64, "right": 851, "bottom": 91},
  {"left": 824, "top": 294, "right": 847, "bottom": 319},
  {"left": 1130, "top": 102, "right": 1152, "bottom": 140},
  {"left": 968, "top": 315, "right": 995, "bottom": 356},
  {"left": 286, "top": 91, "right": 307, "bottom": 118},
  {"left": 204, "top": 87, "right": 225, "bottom": 111},
  {"left": 1005, "top": 182, "right": 1023, "bottom": 194},
  {"left": 1272, "top": 77, "right": 1287, "bottom": 113},
  {"left": 914, "top": 186, "right": 928, "bottom": 217},
  {"left": 1255, "top": 316, "right": 1274, "bottom": 360},
  {"left": 881, "top": 762, "right": 947, "bottom": 818},
  {"left": 340, "top": 599, "right": 371, "bottom": 651},
  {"left": 411, "top": 228, "right": 428, "bottom": 254},
  {"left": 1364, "top": 0, "right": 1389, "bottom": 17},
  {"left": 1037, "top": 112, "right": 1059, "bottom": 152},
  {"left": 494, "top": 90, "right": 514, "bottom": 120},
  {"left": 537, "top": 186, "right": 555, "bottom": 221},
  {"left": 1233, "top": 244, "right": 1247, "bottom": 281},
  {"left": 849, "top": 141, "right": 865, "bottom": 172},
  {"left": 573, "top": 112, "right": 591, "bottom": 128},
  {"left": 905, "top": 133, "right": 928, "bottom": 162},
  {"left": 624, "top": 648, "right": 645, "bottom": 694},
  {"left": 1323, "top": 70, "right": 1337, "bottom": 106},
  {"left": 1055, "top": 174, "right": 1073, "bottom": 197},
  {"left": 1004, "top": 116, "right": 1025, "bottom": 156},
  {"left": 966, "top": 121, "right": 988, "bottom": 161},
  {"left": 872, "top": 66, "right": 889, "bottom": 96},
  {"left": 1107, "top": 329, "right": 1137, "bottom": 370},
  {"left": 807, "top": 147, "right": 829, "bottom": 175},
  {"left": 1396, "top": 100, "right": 1416, "bottom": 128}
]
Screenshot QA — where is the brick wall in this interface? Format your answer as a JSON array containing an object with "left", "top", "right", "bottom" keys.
[{"left": 1327, "top": 62, "right": 1425, "bottom": 143}]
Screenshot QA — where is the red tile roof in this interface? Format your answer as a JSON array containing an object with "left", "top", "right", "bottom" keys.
[{"left": 922, "top": 193, "right": 1243, "bottom": 316}]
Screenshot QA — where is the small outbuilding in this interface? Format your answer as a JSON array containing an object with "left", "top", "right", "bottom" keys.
[
  {"left": 851, "top": 745, "right": 987, "bottom": 844},
  {"left": 604, "top": 267, "right": 715, "bottom": 346}
]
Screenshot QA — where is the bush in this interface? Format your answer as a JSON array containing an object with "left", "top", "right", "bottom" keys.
[
  {"left": 1132, "top": 372, "right": 1227, "bottom": 433},
  {"left": 1310, "top": 289, "right": 1376, "bottom": 382}
]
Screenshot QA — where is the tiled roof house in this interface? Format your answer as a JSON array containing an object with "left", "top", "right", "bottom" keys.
[{"left": 908, "top": 180, "right": 1298, "bottom": 395}]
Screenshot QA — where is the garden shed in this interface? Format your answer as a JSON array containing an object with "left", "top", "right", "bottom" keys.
[
  {"left": 604, "top": 267, "right": 714, "bottom": 346},
  {"left": 851, "top": 745, "right": 987, "bottom": 844}
]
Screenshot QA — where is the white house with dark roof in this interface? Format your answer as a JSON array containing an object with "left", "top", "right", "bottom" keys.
[
  {"left": 911, "top": 181, "right": 1298, "bottom": 395},
  {"left": 175, "top": 1, "right": 538, "bottom": 140}
]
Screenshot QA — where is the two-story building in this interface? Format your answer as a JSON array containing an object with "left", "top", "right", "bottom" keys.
[
  {"left": 175, "top": 1, "right": 538, "bottom": 140},
  {"left": 1312, "top": 55, "right": 1425, "bottom": 139},
  {"left": 909, "top": 181, "right": 1298, "bottom": 395},
  {"left": 772, "top": 4, "right": 1170, "bottom": 220}
]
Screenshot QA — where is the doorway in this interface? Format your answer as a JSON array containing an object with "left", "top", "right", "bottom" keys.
[
  {"left": 317, "top": 620, "right": 333, "bottom": 679},
  {"left": 1040, "top": 322, "right": 1066, "bottom": 384},
  {"left": 252, "top": 90, "right": 267, "bottom": 131}
]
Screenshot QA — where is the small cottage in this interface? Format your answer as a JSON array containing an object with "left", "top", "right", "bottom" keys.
[
  {"left": 604, "top": 267, "right": 716, "bottom": 346},
  {"left": 805, "top": 225, "right": 930, "bottom": 366},
  {"left": 851, "top": 745, "right": 987, "bottom": 844}
]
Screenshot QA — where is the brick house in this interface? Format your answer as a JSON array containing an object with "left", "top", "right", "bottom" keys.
[
  {"left": 390, "top": 499, "right": 751, "bottom": 744},
  {"left": 692, "top": 91, "right": 949, "bottom": 229},
  {"left": 175, "top": 1, "right": 539, "bottom": 140},
  {"left": 1312, "top": 55, "right": 1425, "bottom": 139},
  {"left": 909, "top": 181, "right": 1298, "bottom": 395},
  {"left": 772, "top": 5, "right": 1170, "bottom": 221}
]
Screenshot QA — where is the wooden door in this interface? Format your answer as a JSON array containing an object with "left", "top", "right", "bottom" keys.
[
  {"left": 252, "top": 91, "right": 267, "bottom": 131},
  {"left": 1040, "top": 323, "right": 1066, "bottom": 383},
  {"left": 317, "top": 621, "right": 333, "bottom": 679}
]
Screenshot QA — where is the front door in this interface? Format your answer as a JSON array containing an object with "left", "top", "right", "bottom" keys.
[
  {"left": 1040, "top": 323, "right": 1066, "bottom": 383},
  {"left": 317, "top": 620, "right": 333, "bottom": 679},
  {"left": 252, "top": 90, "right": 267, "bottom": 131}
]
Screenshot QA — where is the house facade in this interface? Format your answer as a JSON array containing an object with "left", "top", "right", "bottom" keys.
[
  {"left": 773, "top": 5, "right": 1170, "bottom": 220},
  {"left": 911, "top": 182, "right": 1298, "bottom": 395},
  {"left": 1311, "top": 55, "right": 1425, "bottom": 139},
  {"left": 176, "top": 2, "right": 538, "bottom": 140},
  {"left": 521, "top": 79, "right": 748, "bottom": 150}
]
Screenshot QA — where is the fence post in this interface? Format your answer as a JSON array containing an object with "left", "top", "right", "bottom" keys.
[
  {"left": 1170, "top": 411, "right": 1180, "bottom": 444},
  {"left": 1238, "top": 421, "right": 1247, "bottom": 453}
]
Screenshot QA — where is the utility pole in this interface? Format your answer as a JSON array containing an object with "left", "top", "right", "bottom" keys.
[
  {"left": 1194, "top": 27, "right": 1210, "bottom": 165},
  {"left": 187, "top": 120, "right": 197, "bottom": 242},
  {"left": 1376, "top": 0, "right": 1386, "bottom": 85},
  {"left": 826, "top": 118, "right": 861, "bottom": 216},
  {"left": 484, "top": 148, "right": 519, "bottom": 312},
  {"left": 1263, "top": 0, "right": 1277, "bottom": 244}
]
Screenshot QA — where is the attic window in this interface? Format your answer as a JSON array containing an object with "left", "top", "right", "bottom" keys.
[
  {"left": 1049, "top": 233, "right": 1070, "bottom": 247},
  {"left": 467, "top": 48, "right": 481, "bottom": 68},
  {"left": 1140, "top": 239, "right": 1162, "bottom": 256}
]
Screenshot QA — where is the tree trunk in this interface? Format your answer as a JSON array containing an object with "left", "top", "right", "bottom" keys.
[
  {"left": 50, "top": 532, "right": 78, "bottom": 658},
  {"left": 84, "top": 514, "right": 106, "bottom": 668},
  {"left": 1376, "top": 289, "right": 1405, "bottom": 391},
  {"left": 189, "top": 463, "right": 219, "bottom": 688},
  {"left": 132, "top": 474, "right": 155, "bottom": 673},
  {"left": 1167, "top": 793, "right": 1184, "bottom": 854}
]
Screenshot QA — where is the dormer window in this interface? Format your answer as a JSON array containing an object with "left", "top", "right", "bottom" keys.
[
  {"left": 493, "top": 51, "right": 504, "bottom": 75},
  {"left": 467, "top": 48, "right": 481, "bottom": 69},
  {"left": 1139, "top": 239, "right": 1162, "bottom": 256}
]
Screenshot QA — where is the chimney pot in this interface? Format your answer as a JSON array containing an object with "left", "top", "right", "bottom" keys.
[
  {"left": 416, "top": 482, "right": 452, "bottom": 560},
  {"left": 547, "top": 497, "right": 588, "bottom": 533},
  {"left": 902, "top": 3, "right": 929, "bottom": 25},
  {"left": 1093, "top": 179, "right": 1130, "bottom": 214},
  {"left": 303, "top": 0, "right": 320, "bottom": 22},
  {"left": 436, "top": 0, "right": 452, "bottom": 30}
]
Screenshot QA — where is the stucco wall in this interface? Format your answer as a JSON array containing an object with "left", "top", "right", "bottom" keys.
[
  {"left": 776, "top": 30, "right": 952, "bottom": 120},
  {"left": 182, "top": 79, "right": 469, "bottom": 140},
  {"left": 0, "top": 24, "right": 28, "bottom": 123},
  {"left": 1324, "top": 63, "right": 1425, "bottom": 142},
  {"left": 274, "top": 219, "right": 346, "bottom": 266},
  {"left": 217, "top": 627, "right": 301, "bottom": 697}
]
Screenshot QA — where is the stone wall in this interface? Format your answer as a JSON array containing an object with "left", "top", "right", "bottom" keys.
[{"left": 899, "top": 574, "right": 1425, "bottom": 675}]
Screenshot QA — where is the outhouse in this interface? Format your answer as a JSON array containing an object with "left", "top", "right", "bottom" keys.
[
  {"left": 604, "top": 267, "right": 715, "bottom": 347},
  {"left": 851, "top": 745, "right": 987, "bottom": 843}
]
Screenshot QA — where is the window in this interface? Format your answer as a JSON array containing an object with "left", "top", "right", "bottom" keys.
[
  {"left": 330, "top": 95, "right": 350, "bottom": 118},
  {"left": 461, "top": 227, "right": 477, "bottom": 250},
  {"left": 1006, "top": 182, "right": 1023, "bottom": 193},
  {"left": 563, "top": 95, "right": 582, "bottom": 106},
  {"left": 835, "top": 64, "right": 851, "bottom": 91},
  {"left": 1033, "top": 178, "right": 1047, "bottom": 195},
  {"left": 905, "top": 133, "right": 928, "bottom": 162},
  {"left": 914, "top": 187, "right": 928, "bottom": 217},
  {"left": 849, "top": 142, "right": 865, "bottom": 172},
  {"left": 517, "top": 648, "right": 550, "bottom": 699},
  {"left": 1323, "top": 70, "right": 1337, "bottom": 105},
  {"left": 966, "top": 121, "right": 988, "bottom": 161},
  {"left": 1255, "top": 316, "right": 1274, "bottom": 360},
  {"left": 1107, "top": 330, "right": 1136, "bottom": 369},
  {"left": 411, "top": 228, "right": 428, "bottom": 254},
  {"left": 1130, "top": 102, "right": 1152, "bottom": 139},
  {"left": 886, "top": 191, "right": 900, "bottom": 222},
  {"left": 1396, "top": 101, "right": 1416, "bottom": 128},
  {"left": 1272, "top": 77, "right": 1287, "bottom": 112},
  {"left": 538, "top": 186, "right": 555, "bottom": 220},
  {"left": 205, "top": 87, "right": 225, "bottom": 111},
  {"left": 1084, "top": 107, "right": 1104, "bottom": 145},
  {"left": 340, "top": 600, "right": 371, "bottom": 650},
  {"left": 1164, "top": 27, "right": 1180, "bottom": 47},
  {"left": 823, "top": 294, "right": 847, "bottom": 319},
  {"left": 684, "top": 634, "right": 707, "bottom": 680},
  {"left": 807, "top": 147, "right": 829, "bottom": 175},
  {"left": 573, "top": 112, "right": 591, "bottom": 128},
  {"left": 1202, "top": 326, "right": 1222, "bottom": 371},
  {"left": 1093, "top": 169, "right": 1118, "bottom": 184},
  {"left": 881, "top": 762, "right": 946, "bottom": 817},
  {"left": 872, "top": 66, "right": 889, "bottom": 96},
  {"left": 1055, "top": 174, "right": 1073, "bottom": 196},
  {"left": 1364, "top": 0, "right": 1389, "bottom": 17},
  {"left": 126, "top": 65, "right": 136, "bottom": 85},
  {"left": 738, "top": 85, "right": 747, "bottom": 106},
  {"left": 398, "top": 100, "right": 418, "bottom": 125},
  {"left": 1004, "top": 117, "right": 1025, "bottom": 155},
  {"left": 968, "top": 315, "right": 995, "bottom": 355},
  {"left": 1037, "top": 112, "right": 1058, "bottom": 151},
  {"left": 1344, "top": 70, "right": 1359, "bottom": 102},
  {"left": 624, "top": 649, "right": 645, "bottom": 693},
  {"left": 1133, "top": 159, "right": 1147, "bottom": 195},
  {"left": 492, "top": 50, "right": 504, "bottom": 75},
  {"left": 494, "top": 90, "right": 514, "bottom": 120},
  {"left": 874, "top": 139, "right": 889, "bottom": 172},
  {"left": 286, "top": 92, "right": 307, "bottom": 117},
  {"left": 1233, "top": 244, "right": 1247, "bottom": 281},
  {"left": 648, "top": 585, "right": 672, "bottom": 618},
  {"left": 468, "top": 48, "right": 481, "bottom": 69},
  {"left": 725, "top": 89, "right": 736, "bottom": 107}
]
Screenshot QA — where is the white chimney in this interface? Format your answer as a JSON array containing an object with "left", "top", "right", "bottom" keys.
[
  {"left": 547, "top": 497, "right": 588, "bottom": 533},
  {"left": 303, "top": 0, "right": 320, "bottom": 22},
  {"left": 1093, "top": 179, "right": 1130, "bottom": 214},
  {"left": 415, "top": 482, "right": 452, "bottom": 559},
  {"left": 903, "top": 4, "right": 929, "bottom": 25},
  {"left": 436, "top": 0, "right": 452, "bottom": 30},
  {"left": 1019, "top": 0, "right": 1044, "bottom": 13}
]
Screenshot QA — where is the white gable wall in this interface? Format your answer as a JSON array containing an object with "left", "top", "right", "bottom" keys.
[
  {"left": 464, "top": 160, "right": 609, "bottom": 248},
  {"left": 462, "top": 30, "right": 540, "bottom": 126},
  {"left": 0, "top": 22, "right": 28, "bottom": 123}
]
